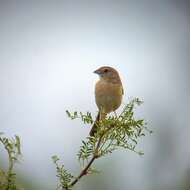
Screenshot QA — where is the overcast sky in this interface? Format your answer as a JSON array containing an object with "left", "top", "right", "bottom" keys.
[{"left": 0, "top": 1, "right": 190, "bottom": 190}]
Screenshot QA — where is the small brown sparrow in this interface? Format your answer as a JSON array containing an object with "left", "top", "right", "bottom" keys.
[{"left": 90, "top": 66, "right": 124, "bottom": 136}]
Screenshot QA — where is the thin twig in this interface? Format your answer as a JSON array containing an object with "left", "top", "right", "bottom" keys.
[
  {"left": 67, "top": 130, "right": 108, "bottom": 189},
  {"left": 0, "top": 138, "right": 14, "bottom": 190}
]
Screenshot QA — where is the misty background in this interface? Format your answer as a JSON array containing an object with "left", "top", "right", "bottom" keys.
[{"left": 0, "top": 0, "right": 190, "bottom": 190}]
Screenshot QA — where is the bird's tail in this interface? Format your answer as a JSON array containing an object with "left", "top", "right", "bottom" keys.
[
  {"left": 89, "top": 112, "right": 100, "bottom": 136},
  {"left": 89, "top": 111, "right": 106, "bottom": 136}
]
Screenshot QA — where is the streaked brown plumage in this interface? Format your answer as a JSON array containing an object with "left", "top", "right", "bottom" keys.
[{"left": 90, "top": 66, "right": 124, "bottom": 136}]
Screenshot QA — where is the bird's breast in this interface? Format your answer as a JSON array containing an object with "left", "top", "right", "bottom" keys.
[{"left": 95, "top": 80, "right": 123, "bottom": 113}]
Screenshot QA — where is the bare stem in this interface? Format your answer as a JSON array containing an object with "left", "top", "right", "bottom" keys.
[{"left": 67, "top": 132, "right": 105, "bottom": 189}]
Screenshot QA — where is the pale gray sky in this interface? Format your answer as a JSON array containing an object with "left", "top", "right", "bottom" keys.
[{"left": 0, "top": 1, "right": 190, "bottom": 190}]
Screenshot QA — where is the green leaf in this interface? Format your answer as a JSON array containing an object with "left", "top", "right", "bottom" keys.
[{"left": 53, "top": 98, "right": 151, "bottom": 189}]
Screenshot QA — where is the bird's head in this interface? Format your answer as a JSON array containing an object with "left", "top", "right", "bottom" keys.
[{"left": 94, "top": 66, "right": 121, "bottom": 83}]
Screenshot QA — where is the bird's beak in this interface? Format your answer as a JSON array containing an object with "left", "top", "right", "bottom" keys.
[{"left": 93, "top": 69, "right": 100, "bottom": 74}]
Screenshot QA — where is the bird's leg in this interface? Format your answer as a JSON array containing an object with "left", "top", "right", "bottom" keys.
[
  {"left": 99, "top": 107, "right": 103, "bottom": 121},
  {"left": 114, "top": 111, "right": 118, "bottom": 118},
  {"left": 99, "top": 107, "right": 106, "bottom": 120}
]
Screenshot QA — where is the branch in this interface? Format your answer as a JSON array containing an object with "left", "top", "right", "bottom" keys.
[
  {"left": 0, "top": 134, "right": 22, "bottom": 190},
  {"left": 53, "top": 98, "right": 152, "bottom": 190},
  {"left": 68, "top": 132, "right": 105, "bottom": 188}
]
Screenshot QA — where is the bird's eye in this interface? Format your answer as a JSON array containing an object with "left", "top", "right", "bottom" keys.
[{"left": 104, "top": 69, "right": 108, "bottom": 73}]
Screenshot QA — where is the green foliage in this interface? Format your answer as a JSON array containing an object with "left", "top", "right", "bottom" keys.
[
  {"left": 0, "top": 133, "right": 22, "bottom": 190},
  {"left": 66, "top": 111, "right": 93, "bottom": 124},
  {"left": 53, "top": 98, "right": 152, "bottom": 190},
  {"left": 77, "top": 137, "right": 97, "bottom": 161},
  {"left": 52, "top": 155, "right": 74, "bottom": 190}
]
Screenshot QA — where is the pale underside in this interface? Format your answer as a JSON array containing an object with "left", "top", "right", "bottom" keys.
[{"left": 95, "top": 80, "right": 123, "bottom": 115}]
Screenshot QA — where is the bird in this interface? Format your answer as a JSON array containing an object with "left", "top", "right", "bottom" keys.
[{"left": 90, "top": 66, "right": 124, "bottom": 136}]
